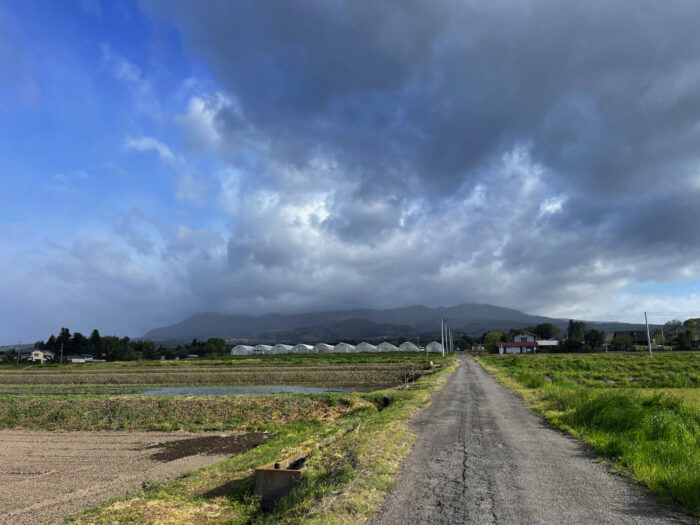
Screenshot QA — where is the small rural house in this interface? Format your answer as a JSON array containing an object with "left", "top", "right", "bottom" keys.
[
  {"left": 536, "top": 339, "right": 559, "bottom": 349},
  {"left": 313, "top": 343, "right": 334, "bottom": 353},
  {"left": 231, "top": 345, "right": 254, "bottom": 355},
  {"left": 498, "top": 333, "right": 539, "bottom": 354},
  {"left": 378, "top": 342, "right": 399, "bottom": 352},
  {"left": 30, "top": 350, "right": 54, "bottom": 363},
  {"left": 355, "top": 342, "right": 377, "bottom": 352},
  {"left": 399, "top": 341, "right": 419, "bottom": 352},
  {"left": 292, "top": 344, "right": 314, "bottom": 353},
  {"left": 426, "top": 341, "right": 444, "bottom": 353}
]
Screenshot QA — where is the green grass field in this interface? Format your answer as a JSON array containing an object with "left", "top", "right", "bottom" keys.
[{"left": 477, "top": 352, "right": 700, "bottom": 517}]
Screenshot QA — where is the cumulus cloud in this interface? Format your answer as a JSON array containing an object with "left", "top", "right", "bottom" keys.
[
  {"left": 6, "top": 1, "right": 700, "bottom": 341},
  {"left": 128, "top": 0, "right": 700, "bottom": 325}
]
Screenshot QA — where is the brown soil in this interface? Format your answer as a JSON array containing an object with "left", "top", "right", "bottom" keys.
[{"left": 0, "top": 429, "right": 265, "bottom": 525}]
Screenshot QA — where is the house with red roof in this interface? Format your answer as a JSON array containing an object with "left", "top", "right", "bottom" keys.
[{"left": 498, "top": 333, "right": 539, "bottom": 354}]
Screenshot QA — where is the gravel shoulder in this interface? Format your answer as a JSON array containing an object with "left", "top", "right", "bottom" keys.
[
  {"left": 373, "top": 356, "right": 694, "bottom": 525},
  {"left": 0, "top": 429, "right": 264, "bottom": 525}
]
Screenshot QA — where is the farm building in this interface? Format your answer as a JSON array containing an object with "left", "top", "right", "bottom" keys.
[
  {"left": 272, "top": 344, "right": 294, "bottom": 354},
  {"left": 334, "top": 342, "right": 355, "bottom": 353},
  {"left": 378, "top": 342, "right": 399, "bottom": 352},
  {"left": 356, "top": 342, "right": 377, "bottom": 352},
  {"left": 292, "top": 344, "right": 314, "bottom": 353},
  {"left": 254, "top": 344, "right": 273, "bottom": 354},
  {"left": 498, "top": 333, "right": 538, "bottom": 354},
  {"left": 30, "top": 350, "right": 54, "bottom": 363},
  {"left": 536, "top": 339, "right": 559, "bottom": 348},
  {"left": 231, "top": 345, "right": 254, "bottom": 355},
  {"left": 314, "top": 343, "right": 334, "bottom": 353},
  {"left": 399, "top": 341, "right": 419, "bottom": 352},
  {"left": 426, "top": 341, "right": 443, "bottom": 353}
]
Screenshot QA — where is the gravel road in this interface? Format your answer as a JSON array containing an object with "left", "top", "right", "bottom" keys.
[{"left": 373, "top": 356, "right": 694, "bottom": 525}]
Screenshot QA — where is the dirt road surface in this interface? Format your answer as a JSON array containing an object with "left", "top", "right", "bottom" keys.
[
  {"left": 373, "top": 356, "right": 694, "bottom": 525},
  {"left": 0, "top": 430, "right": 264, "bottom": 525}
]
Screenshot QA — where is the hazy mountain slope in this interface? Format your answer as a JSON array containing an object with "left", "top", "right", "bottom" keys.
[{"left": 143, "top": 303, "right": 582, "bottom": 342}]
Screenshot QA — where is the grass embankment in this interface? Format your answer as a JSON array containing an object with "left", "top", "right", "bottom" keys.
[
  {"left": 476, "top": 352, "right": 700, "bottom": 517},
  {"left": 63, "top": 355, "right": 456, "bottom": 524}
]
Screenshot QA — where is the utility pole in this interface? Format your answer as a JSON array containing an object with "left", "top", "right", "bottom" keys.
[
  {"left": 661, "top": 327, "right": 665, "bottom": 348},
  {"left": 60, "top": 342, "right": 64, "bottom": 364},
  {"left": 644, "top": 312, "right": 652, "bottom": 356},
  {"left": 440, "top": 318, "right": 445, "bottom": 358}
]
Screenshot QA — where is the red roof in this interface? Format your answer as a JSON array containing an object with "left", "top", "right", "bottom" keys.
[{"left": 497, "top": 341, "right": 539, "bottom": 347}]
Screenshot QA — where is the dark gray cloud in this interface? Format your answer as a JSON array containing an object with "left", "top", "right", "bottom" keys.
[{"left": 5, "top": 1, "right": 700, "bottom": 341}]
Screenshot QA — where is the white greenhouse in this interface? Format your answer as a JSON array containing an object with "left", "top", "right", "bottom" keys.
[
  {"left": 355, "top": 342, "right": 377, "bottom": 352},
  {"left": 334, "top": 342, "right": 355, "bottom": 353},
  {"left": 399, "top": 341, "right": 419, "bottom": 352},
  {"left": 231, "top": 345, "right": 254, "bottom": 355},
  {"left": 292, "top": 344, "right": 314, "bottom": 354},
  {"left": 426, "top": 341, "right": 444, "bottom": 353},
  {"left": 272, "top": 344, "right": 294, "bottom": 354},
  {"left": 314, "top": 343, "right": 335, "bottom": 353},
  {"left": 378, "top": 342, "right": 399, "bottom": 352},
  {"left": 254, "top": 344, "right": 273, "bottom": 354}
]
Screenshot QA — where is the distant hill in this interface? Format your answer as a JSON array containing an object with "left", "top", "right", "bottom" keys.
[{"left": 143, "top": 303, "right": 645, "bottom": 343}]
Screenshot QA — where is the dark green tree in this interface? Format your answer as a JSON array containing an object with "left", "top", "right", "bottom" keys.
[
  {"left": 72, "top": 332, "right": 87, "bottom": 353},
  {"left": 567, "top": 320, "right": 586, "bottom": 342},
  {"left": 612, "top": 332, "right": 633, "bottom": 350},
  {"left": 45, "top": 334, "right": 58, "bottom": 351},
  {"left": 534, "top": 323, "right": 561, "bottom": 340},
  {"left": 57, "top": 327, "right": 72, "bottom": 353},
  {"left": 584, "top": 329, "right": 603, "bottom": 350},
  {"left": 89, "top": 329, "right": 102, "bottom": 358}
]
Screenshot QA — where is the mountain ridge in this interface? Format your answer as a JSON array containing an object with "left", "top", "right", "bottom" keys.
[{"left": 143, "top": 303, "right": 642, "bottom": 343}]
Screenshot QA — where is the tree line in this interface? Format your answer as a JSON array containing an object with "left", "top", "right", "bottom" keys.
[
  {"left": 27, "top": 328, "right": 228, "bottom": 362},
  {"left": 475, "top": 318, "right": 700, "bottom": 353}
]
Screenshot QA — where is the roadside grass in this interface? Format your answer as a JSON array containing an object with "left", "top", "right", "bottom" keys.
[
  {"left": 476, "top": 353, "right": 700, "bottom": 517},
  {"left": 67, "top": 356, "right": 457, "bottom": 524}
]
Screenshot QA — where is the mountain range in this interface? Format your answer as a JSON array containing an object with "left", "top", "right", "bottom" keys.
[{"left": 143, "top": 303, "right": 642, "bottom": 343}]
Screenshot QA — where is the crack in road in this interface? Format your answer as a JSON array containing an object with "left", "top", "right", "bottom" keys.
[{"left": 372, "top": 356, "right": 693, "bottom": 525}]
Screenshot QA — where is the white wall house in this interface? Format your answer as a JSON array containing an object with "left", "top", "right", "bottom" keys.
[
  {"left": 355, "top": 342, "right": 377, "bottom": 352},
  {"left": 426, "top": 341, "right": 444, "bottom": 353},
  {"left": 498, "top": 333, "right": 539, "bottom": 354},
  {"left": 314, "top": 343, "right": 335, "bottom": 353},
  {"left": 292, "top": 344, "right": 314, "bottom": 353},
  {"left": 231, "top": 345, "right": 254, "bottom": 355},
  {"left": 399, "top": 341, "right": 419, "bottom": 352},
  {"left": 536, "top": 339, "right": 559, "bottom": 348},
  {"left": 378, "top": 342, "right": 399, "bottom": 352}
]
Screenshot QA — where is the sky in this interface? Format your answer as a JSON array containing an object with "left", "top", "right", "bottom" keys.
[{"left": 3, "top": 0, "right": 700, "bottom": 342}]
